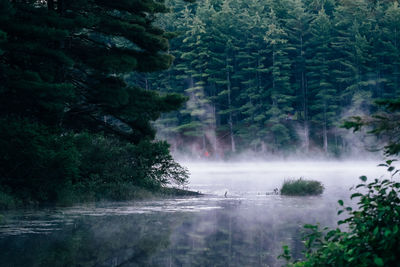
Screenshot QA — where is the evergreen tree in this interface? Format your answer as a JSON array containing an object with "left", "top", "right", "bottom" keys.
[
  {"left": 306, "top": 8, "right": 338, "bottom": 153},
  {"left": 331, "top": 0, "right": 374, "bottom": 102},
  {"left": 264, "top": 9, "right": 295, "bottom": 150},
  {"left": 380, "top": 2, "right": 400, "bottom": 97},
  {"left": 286, "top": 0, "right": 312, "bottom": 152},
  {"left": 235, "top": 0, "right": 271, "bottom": 152},
  {"left": 0, "top": 0, "right": 188, "bottom": 202},
  {"left": 140, "top": 0, "right": 400, "bottom": 157}
]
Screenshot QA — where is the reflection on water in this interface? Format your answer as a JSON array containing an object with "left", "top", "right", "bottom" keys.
[
  {"left": 0, "top": 161, "right": 384, "bottom": 266},
  {"left": 0, "top": 198, "right": 223, "bottom": 237}
]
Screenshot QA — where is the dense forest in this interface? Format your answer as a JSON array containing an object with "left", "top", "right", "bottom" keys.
[
  {"left": 139, "top": 0, "right": 400, "bottom": 157},
  {"left": 0, "top": 0, "right": 192, "bottom": 205}
]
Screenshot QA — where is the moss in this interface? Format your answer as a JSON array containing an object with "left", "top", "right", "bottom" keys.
[{"left": 280, "top": 178, "right": 324, "bottom": 196}]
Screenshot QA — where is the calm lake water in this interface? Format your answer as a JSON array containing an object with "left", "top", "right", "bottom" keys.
[{"left": 0, "top": 161, "right": 385, "bottom": 267}]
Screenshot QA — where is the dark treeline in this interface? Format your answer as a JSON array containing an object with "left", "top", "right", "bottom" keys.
[
  {"left": 0, "top": 0, "right": 191, "bottom": 206},
  {"left": 143, "top": 0, "right": 400, "bottom": 157}
]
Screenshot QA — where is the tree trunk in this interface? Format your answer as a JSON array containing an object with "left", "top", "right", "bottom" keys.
[
  {"left": 302, "top": 71, "right": 309, "bottom": 153},
  {"left": 227, "top": 58, "right": 236, "bottom": 153},
  {"left": 323, "top": 123, "right": 328, "bottom": 154},
  {"left": 301, "top": 34, "right": 310, "bottom": 153},
  {"left": 189, "top": 76, "right": 194, "bottom": 88},
  {"left": 304, "top": 121, "right": 310, "bottom": 153},
  {"left": 229, "top": 116, "right": 235, "bottom": 153},
  {"left": 335, "top": 128, "right": 338, "bottom": 150},
  {"left": 323, "top": 104, "right": 328, "bottom": 154},
  {"left": 261, "top": 141, "right": 266, "bottom": 154},
  {"left": 257, "top": 57, "right": 261, "bottom": 90},
  {"left": 272, "top": 48, "right": 276, "bottom": 95},
  {"left": 395, "top": 28, "right": 398, "bottom": 94}
]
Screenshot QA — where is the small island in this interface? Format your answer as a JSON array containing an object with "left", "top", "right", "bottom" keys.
[{"left": 280, "top": 178, "right": 324, "bottom": 196}]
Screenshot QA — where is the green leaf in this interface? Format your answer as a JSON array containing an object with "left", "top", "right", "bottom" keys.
[
  {"left": 338, "top": 200, "right": 344, "bottom": 206},
  {"left": 351, "top": 193, "right": 363, "bottom": 199},
  {"left": 374, "top": 257, "right": 384, "bottom": 266},
  {"left": 359, "top": 176, "right": 367, "bottom": 182},
  {"left": 373, "top": 226, "right": 379, "bottom": 236},
  {"left": 386, "top": 159, "right": 397, "bottom": 165},
  {"left": 384, "top": 229, "right": 391, "bottom": 237}
]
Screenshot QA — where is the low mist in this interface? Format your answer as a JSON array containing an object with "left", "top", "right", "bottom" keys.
[{"left": 184, "top": 160, "right": 385, "bottom": 196}]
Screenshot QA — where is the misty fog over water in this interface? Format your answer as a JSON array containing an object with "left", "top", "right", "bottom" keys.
[
  {"left": 0, "top": 161, "right": 388, "bottom": 266},
  {"left": 185, "top": 161, "right": 384, "bottom": 197}
]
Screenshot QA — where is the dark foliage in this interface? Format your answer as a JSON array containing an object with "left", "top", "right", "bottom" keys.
[{"left": 0, "top": 0, "right": 189, "bottom": 206}]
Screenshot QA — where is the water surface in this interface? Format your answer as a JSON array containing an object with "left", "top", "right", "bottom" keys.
[{"left": 0, "top": 161, "right": 385, "bottom": 266}]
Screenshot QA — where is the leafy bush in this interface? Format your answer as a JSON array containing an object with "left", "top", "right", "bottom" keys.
[
  {"left": 0, "top": 118, "right": 80, "bottom": 203},
  {"left": 75, "top": 133, "right": 189, "bottom": 189},
  {"left": 281, "top": 160, "right": 400, "bottom": 266},
  {"left": 280, "top": 178, "right": 324, "bottom": 196},
  {"left": 53, "top": 134, "right": 189, "bottom": 204},
  {"left": 0, "top": 121, "right": 188, "bottom": 207}
]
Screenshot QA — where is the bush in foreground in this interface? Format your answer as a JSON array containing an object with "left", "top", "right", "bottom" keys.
[
  {"left": 280, "top": 161, "right": 400, "bottom": 266},
  {"left": 280, "top": 178, "right": 324, "bottom": 196}
]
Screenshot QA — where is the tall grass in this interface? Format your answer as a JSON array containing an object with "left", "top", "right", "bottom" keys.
[{"left": 280, "top": 178, "right": 324, "bottom": 196}]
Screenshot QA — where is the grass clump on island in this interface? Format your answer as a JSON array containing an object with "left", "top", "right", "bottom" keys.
[{"left": 280, "top": 178, "right": 324, "bottom": 196}]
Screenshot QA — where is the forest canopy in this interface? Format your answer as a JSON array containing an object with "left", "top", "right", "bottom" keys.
[{"left": 146, "top": 0, "right": 400, "bottom": 157}]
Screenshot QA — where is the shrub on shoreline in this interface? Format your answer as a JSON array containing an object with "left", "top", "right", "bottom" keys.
[
  {"left": 280, "top": 161, "right": 400, "bottom": 266},
  {"left": 280, "top": 178, "right": 324, "bottom": 196}
]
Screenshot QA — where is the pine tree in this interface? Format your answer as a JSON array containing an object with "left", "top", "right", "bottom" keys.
[
  {"left": 380, "top": 2, "right": 400, "bottom": 97},
  {"left": 207, "top": 0, "right": 242, "bottom": 153},
  {"left": 176, "top": 2, "right": 218, "bottom": 154},
  {"left": 234, "top": 0, "right": 271, "bottom": 152},
  {"left": 0, "top": 0, "right": 188, "bottom": 202},
  {"left": 306, "top": 8, "right": 338, "bottom": 154},
  {"left": 264, "top": 9, "right": 294, "bottom": 150},
  {"left": 331, "top": 0, "right": 375, "bottom": 102},
  {"left": 286, "top": 0, "right": 312, "bottom": 152}
]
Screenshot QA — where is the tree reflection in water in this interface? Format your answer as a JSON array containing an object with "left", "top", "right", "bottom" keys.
[{"left": 0, "top": 197, "right": 336, "bottom": 267}]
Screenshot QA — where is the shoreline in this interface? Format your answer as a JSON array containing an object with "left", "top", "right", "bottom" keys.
[{"left": 0, "top": 186, "right": 203, "bottom": 211}]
